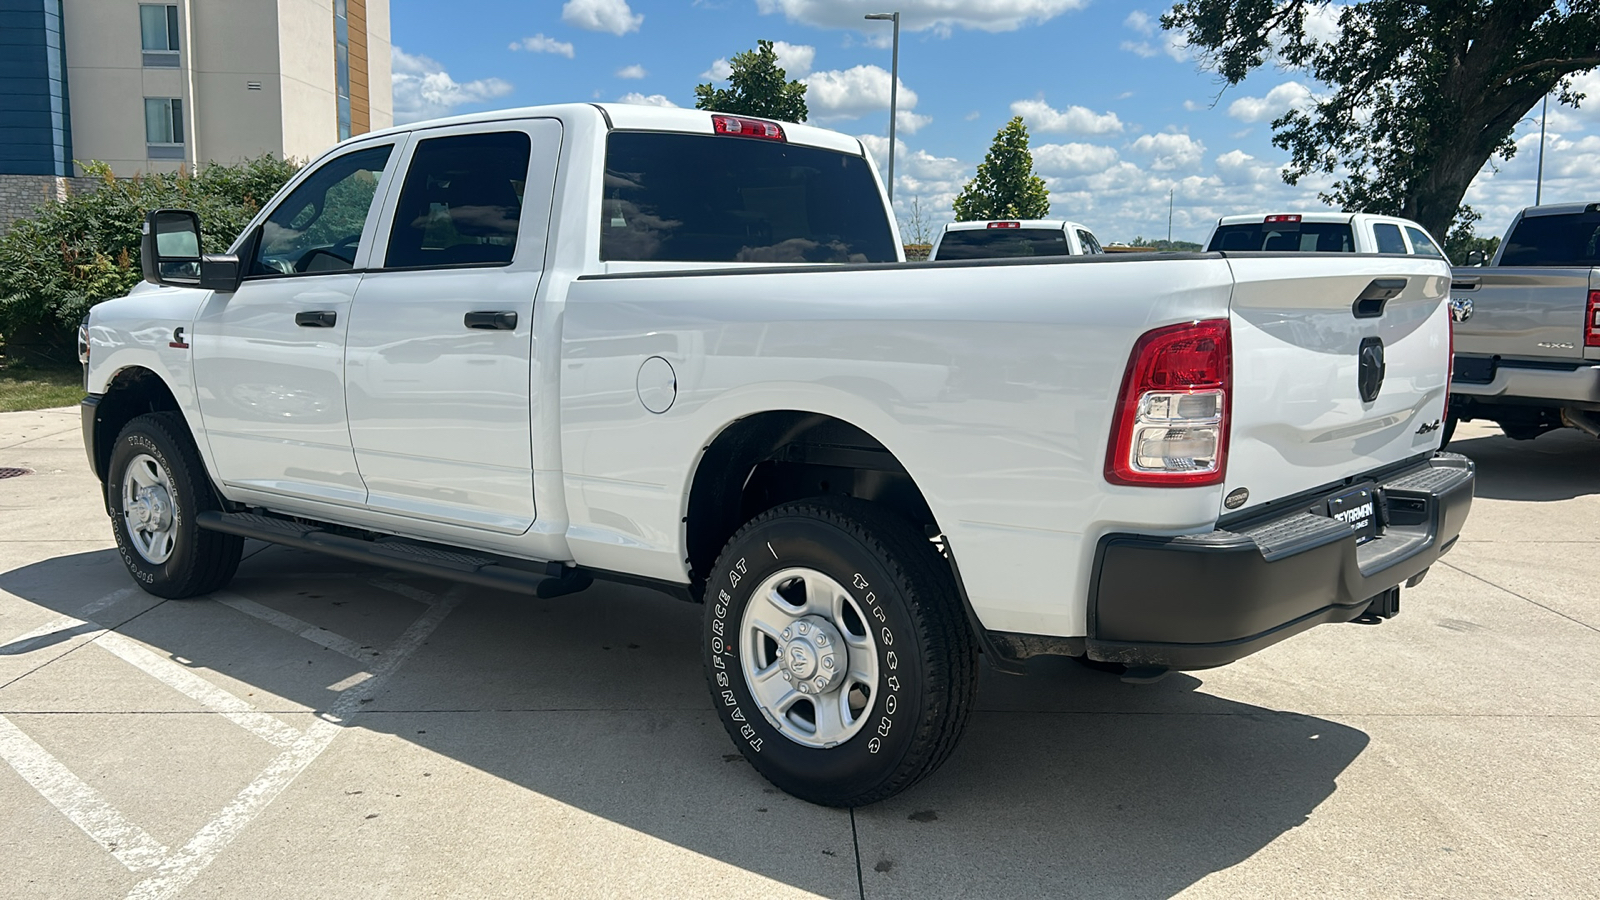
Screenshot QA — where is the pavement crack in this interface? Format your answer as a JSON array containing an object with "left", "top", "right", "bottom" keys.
[
  {"left": 1440, "top": 560, "right": 1600, "bottom": 635},
  {"left": 849, "top": 807, "right": 865, "bottom": 900}
]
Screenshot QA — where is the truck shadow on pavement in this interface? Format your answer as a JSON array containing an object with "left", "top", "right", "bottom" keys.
[
  {"left": 1, "top": 546, "right": 1367, "bottom": 899},
  {"left": 1450, "top": 427, "right": 1600, "bottom": 502}
]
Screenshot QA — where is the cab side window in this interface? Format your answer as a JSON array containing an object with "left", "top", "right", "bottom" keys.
[
  {"left": 1076, "top": 229, "right": 1104, "bottom": 254},
  {"left": 1405, "top": 226, "right": 1444, "bottom": 258},
  {"left": 1372, "top": 223, "right": 1408, "bottom": 254},
  {"left": 251, "top": 144, "right": 393, "bottom": 276},
  {"left": 383, "top": 131, "right": 532, "bottom": 269}
]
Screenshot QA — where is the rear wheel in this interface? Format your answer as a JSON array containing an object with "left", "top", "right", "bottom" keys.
[
  {"left": 106, "top": 412, "right": 243, "bottom": 598},
  {"left": 703, "top": 498, "right": 978, "bottom": 807}
]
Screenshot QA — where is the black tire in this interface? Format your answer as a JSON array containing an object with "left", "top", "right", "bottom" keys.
[
  {"left": 703, "top": 498, "right": 979, "bottom": 807},
  {"left": 106, "top": 412, "right": 243, "bottom": 599}
]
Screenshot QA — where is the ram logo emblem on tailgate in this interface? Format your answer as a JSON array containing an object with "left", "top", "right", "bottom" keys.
[
  {"left": 1358, "top": 337, "right": 1386, "bottom": 403},
  {"left": 1449, "top": 297, "right": 1473, "bottom": 322}
]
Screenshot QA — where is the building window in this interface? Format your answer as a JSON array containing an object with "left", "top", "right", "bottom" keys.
[
  {"left": 140, "top": 4, "right": 180, "bottom": 67},
  {"left": 334, "top": 0, "right": 352, "bottom": 140},
  {"left": 145, "top": 98, "right": 185, "bottom": 158}
]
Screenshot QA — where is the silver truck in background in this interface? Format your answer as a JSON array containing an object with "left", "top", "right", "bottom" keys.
[{"left": 1448, "top": 202, "right": 1600, "bottom": 442}]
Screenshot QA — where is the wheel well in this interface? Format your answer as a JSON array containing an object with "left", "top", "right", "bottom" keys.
[
  {"left": 684, "top": 412, "right": 938, "bottom": 594},
  {"left": 90, "top": 367, "right": 181, "bottom": 483}
]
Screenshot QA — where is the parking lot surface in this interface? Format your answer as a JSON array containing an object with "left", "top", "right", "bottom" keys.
[{"left": 2, "top": 406, "right": 1597, "bottom": 899}]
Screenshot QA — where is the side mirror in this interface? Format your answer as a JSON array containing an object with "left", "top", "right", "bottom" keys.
[
  {"left": 1465, "top": 249, "right": 1486, "bottom": 267},
  {"left": 140, "top": 209, "right": 243, "bottom": 293}
]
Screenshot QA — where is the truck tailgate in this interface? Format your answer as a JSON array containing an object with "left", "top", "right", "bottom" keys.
[
  {"left": 1223, "top": 255, "right": 1452, "bottom": 513},
  {"left": 1449, "top": 267, "right": 1594, "bottom": 359}
]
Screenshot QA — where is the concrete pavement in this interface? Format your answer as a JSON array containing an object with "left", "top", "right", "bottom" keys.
[{"left": 1, "top": 407, "right": 1596, "bottom": 899}]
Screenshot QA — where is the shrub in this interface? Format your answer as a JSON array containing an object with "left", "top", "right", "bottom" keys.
[{"left": 0, "top": 155, "right": 300, "bottom": 362}]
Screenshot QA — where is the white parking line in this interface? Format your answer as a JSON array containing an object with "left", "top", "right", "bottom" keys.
[
  {"left": 368, "top": 577, "right": 437, "bottom": 605},
  {"left": 93, "top": 632, "right": 301, "bottom": 749},
  {"left": 0, "top": 587, "right": 139, "bottom": 651},
  {"left": 0, "top": 713, "right": 170, "bottom": 872},
  {"left": 213, "top": 593, "right": 378, "bottom": 662},
  {"left": 122, "top": 586, "right": 463, "bottom": 900}
]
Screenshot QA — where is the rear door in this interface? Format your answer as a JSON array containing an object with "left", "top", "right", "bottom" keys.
[
  {"left": 1222, "top": 255, "right": 1452, "bottom": 512},
  {"left": 342, "top": 119, "right": 561, "bottom": 533}
]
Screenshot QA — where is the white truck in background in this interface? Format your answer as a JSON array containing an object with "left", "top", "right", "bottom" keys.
[
  {"left": 1206, "top": 212, "right": 1447, "bottom": 256},
  {"left": 928, "top": 219, "right": 1104, "bottom": 260},
  {"left": 80, "top": 104, "right": 1472, "bottom": 807}
]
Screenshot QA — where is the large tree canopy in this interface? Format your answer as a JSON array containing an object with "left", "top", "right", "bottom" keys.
[
  {"left": 694, "top": 40, "right": 809, "bottom": 123},
  {"left": 1163, "top": 1, "right": 1600, "bottom": 242},
  {"left": 953, "top": 117, "right": 1051, "bottom": 221}
]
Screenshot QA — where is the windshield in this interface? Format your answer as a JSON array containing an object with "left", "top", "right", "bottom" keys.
[
  {"left": 934, "top": 228, "right": 1070, "bottom": 260},
  {"left": 1498, "top": 212, "right": 1600, "bottom": 266},
  {"left": 600, "top": 132, "right": 896, "bottom": 264},
  {"left": 1208, "top": 222, "right": 1354, "bottom": 253}
]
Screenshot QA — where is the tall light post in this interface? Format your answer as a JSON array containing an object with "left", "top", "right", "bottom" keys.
[
  {"left": 865, "top": 12, "right": 900, "bottom": 204},
  {"left": 1537, "top": 93, "right": 1548, "bottom": 206}
]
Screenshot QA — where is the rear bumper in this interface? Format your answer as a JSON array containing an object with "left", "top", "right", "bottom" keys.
[
  {"left": 1083, "top": 453, "right": 1475, "bottom": 670},
  {"left": 1450, "top": 355, "right": 1600, "bottom": 409}
]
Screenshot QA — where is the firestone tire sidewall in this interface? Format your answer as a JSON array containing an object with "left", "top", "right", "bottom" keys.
[
  {"left": 106, "top": 422, "right": 203, "bottom": 597},
  {"left": 705, "top": 510, "right": 929, "bottom": 806}
]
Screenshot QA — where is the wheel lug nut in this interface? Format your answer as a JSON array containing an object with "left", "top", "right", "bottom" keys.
[
  {"left": 796, "top": 622, "right": 810, "bottom": 635},
  {"left": 782, "top": 671, "right": 793, "bottom": 682},
  {"left": 781, "top": 628, "right": 792, "bottom": 640},
  {"left": 815, "top": 634, "right": 829, "bottom": 646},
  {"left": 797, "top": 682, "right": 810, "bottom": 693},
  {"left": 822, "top": 657, "right": 834, "bottom": 670}
]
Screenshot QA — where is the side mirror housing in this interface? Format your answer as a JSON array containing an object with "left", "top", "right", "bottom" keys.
[
  {"left": 140, "top": 209, "right": 243, "bottom": 293},
  {"left": 1465, "top": 249, "right": 1486, "bottom": 267}
]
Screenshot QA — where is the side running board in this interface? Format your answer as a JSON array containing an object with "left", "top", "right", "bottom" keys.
[{"left": 197, "top": 511, "right": 596, "bottom": 599}]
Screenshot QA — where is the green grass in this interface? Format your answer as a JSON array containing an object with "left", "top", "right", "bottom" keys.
[{"left": 0, "top": 359, "right": 84, "bottom": 412}]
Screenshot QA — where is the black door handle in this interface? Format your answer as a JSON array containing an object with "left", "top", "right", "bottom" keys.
[
  {"left": 1352, "top": 278, "right": 1407, "bottom": 319},
  {"left": 464, "top": 310, "right": 518, "bottom": 331},
  {"left": 295, "top": 310, "right": 337, "bottom": 328}
]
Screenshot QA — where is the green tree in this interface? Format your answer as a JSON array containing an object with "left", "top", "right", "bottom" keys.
[
  {"left": 953, "top": 117, "right": 1050, "bottom": 221},
  {"left": 694, "top": 40, "right": 808, "bottom": 122},
  {"left": 1444, "top": 205, "right": 1503, "bottom": 264},
  {"left": 0, "top": 155, "right": 299, "bottom": 362},
  {"left": 1163, "top": 1, "right": 1600, "bottom": 241}
]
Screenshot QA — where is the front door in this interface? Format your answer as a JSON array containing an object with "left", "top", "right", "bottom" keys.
[
  {"left": 343, "top": 120, "right": 560, "bottom": 533},
  {"left": 192, "top": 141, "right": 398, "bottom": 507}
]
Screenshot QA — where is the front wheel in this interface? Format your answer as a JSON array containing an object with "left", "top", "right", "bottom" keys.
[
  {"left": 703, "top": 499, "right": 979, "bottom": 807},
  {"left": 106, "top": 412, "right": 243, "bottom": 598}
]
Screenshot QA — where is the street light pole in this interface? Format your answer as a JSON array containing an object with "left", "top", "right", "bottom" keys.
[
  {"left": 865, "top": 12, "right": 900, "bottom": 205},
  {"left": 1537, "top": 93, "right": 1548, "bottom": 206}
]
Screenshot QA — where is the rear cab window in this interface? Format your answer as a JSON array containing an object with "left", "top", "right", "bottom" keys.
[
  {"left": 600, "top": 131, "right": 896, "bottom": 264},
  {"left": 1498, "top": 211, "right": 1600, "bottom": 266},
  {"left": 935, "top": 228, "right": 1070, "bottom": 260},
  {"left": 1404, "top": 226, "right": 1444, "bottom": 258},
  {"left": 1208, "top": 222, "right": 1354, "bottom": 252}
]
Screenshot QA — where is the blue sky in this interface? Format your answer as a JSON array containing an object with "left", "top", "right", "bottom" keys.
[{"left": 391, "top": 0, "right": 1591, "bottom": 244}]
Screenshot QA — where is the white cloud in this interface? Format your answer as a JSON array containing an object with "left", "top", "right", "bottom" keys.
[
  {"left": 756, "top": 0, "right": 1088, "bottom": 33},
  {"left": 1125, "top": 10, "right": 1155, "bottom": 36},
  {"left": 1227, "top": 81, "right": 1315, "bottom": 123},
  {"left": 701, "top": 58, "right": 733, "bottom": 80},
  {"left": 616, "top": 64, "right": 647, "bottom": 79},
  {"left": 562, "top": 0, "right": 642, "bottom": 35},
  {"left": 1129, "top": 132, "right": 1206, "bottom": 170},
  {"left": 772, "top": 41, "right": 816, "bottom": 78},
  {"left": 806, "top": 65, "right": 931, "bottom": 133},
  {"left": 509, "top": 34, "right": 575, "bottom": 58},
  {"left": 391, "top": 48, "right": 513, "bottom": 124},
  {"left": 1121, "top": 41, "right": 1159, "bottom": 59},
  {"left": 965, "top": 110, "right": 982, "bottom": 121},
  {"left": 617, "top": 92, "right": 679, "bottom": 108},
  {"left": 1183, "top": 99, "right": 1205, "bottom": 112},
  {"left": 1033, "top": 142, "right": 1120, "bottom": 176},
  {"left": 1011, "top": 99, "right": 1123, "bottom": 135}
]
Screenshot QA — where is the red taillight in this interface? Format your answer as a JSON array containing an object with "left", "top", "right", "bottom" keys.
[
  {"left": 1264, "top": 214, "right": 1302, "bottom": 224},
  {"left": 988, "top": 221, "right": 1021, "bottom": 229},
  {"left": 711, "top": 115, "right": 786, "bottom": 141},
  {"left": 1587, "top": 290, "right": 1600, "bottom": 347},
  {"left": 1105, "top": 319, "right": 1232, "bottom": 486}
]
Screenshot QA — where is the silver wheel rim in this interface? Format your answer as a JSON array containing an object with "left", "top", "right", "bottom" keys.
[
  {"left": 740, "top": 567, "right": 879, "bottom": 749},
  {"left": 121, "top": 453, "right": 177, "bottom": 565}
]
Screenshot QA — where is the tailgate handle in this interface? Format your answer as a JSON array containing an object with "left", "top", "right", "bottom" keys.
[
  {"left": 295, "top": 310, "right": 337, "bottom": 328},
  {"left": 464, "top": 310, "right": 518, "bottom": 331},
  {"left": 1353, "top": 278, "right": 1407, "bottom": 318},
  {"left": 1451, "top": 276, "right": 1481, "bottom": 291}
]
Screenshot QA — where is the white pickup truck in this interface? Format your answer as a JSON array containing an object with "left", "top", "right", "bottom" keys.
[
  {"left": 80, "top": 104, "right": 1473, "bottom": 807},
  {"left": 1206, "top": 212, "right": 1448, "bottom": 256},
  {"left": 928, "top": 219, "right": 1104, "bottom": 260}
]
